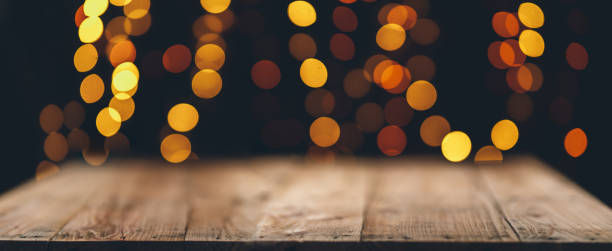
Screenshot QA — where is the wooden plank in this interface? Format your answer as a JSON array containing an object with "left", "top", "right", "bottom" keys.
[
  {"left": 480, "top": 156, "right": 612, "bottom": 242},
  {"left": 0, "top": 165, "right": 113, "bottom": 241},
  {"left": 185, "top": 157, "right": 297, "bottom": 243},
  {"left": 51, "top": 160, "right": 190, "bottom": 245},
  {"left": 252, "top": 159, "right": 370, "bottom": 242},
  {"left": 361, "top": 157, "right": 518, "bottom": 242}
]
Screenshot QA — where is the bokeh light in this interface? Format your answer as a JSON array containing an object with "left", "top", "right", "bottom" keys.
[
  {"left": 75, "top": 5, "right": 86, "bottom": 27},
  {"left": 441, "top": 131, "right": 471, "bottom": 162},
  {"left": 63, "top": 101, "right": 85, "bottom": 130},
  {"left": 381, "top": 64, "right": 411, "bottom": 94},
  {"left": 168, "top": 103, "right": 199, "bottom": 132},
  {"left": 288, "top": 1, "right": 317, "bottom": 27},
  {"left": 564, "top": 128, "right": 587, "bottom": 158},
  {"left": 474, "top": 145, "right": 503, "bottom": 163},
  {"left": 161, "top": 133, "right": 191, "bottom": 163},
  {"left": 109, "top": 40, "right": 136, "bottom": 67},
  {"left": 491, "top": 119, "right": 518, "bottom": 151},
  {"left": 387, "top": 4, "right": 417, "bottom": 30},
  {"left": 83, "top": 0, "right": 108, "bottom": 17},
  {"left": 329, "top": 33, "right": 355, "bottom": 61},
  {"left": 356, "top": 102, "right": 384, "bottom": 133},
  {"left": 518, "top": 29, "right": 545, "bottom": 57},
  {"left": 78, "top": 16, "right": 104, "bottom": 43},
  {"left": 67, "top": 128, "right": 90, "bottom": 151},
  {"left": 499, "top": 39, "right": 526, "bottom": 67},
  {"left": 251, "top": 60, "right": 281, "bottom": 89},
  {"left": 384, "top": 97, "right": 413, "bottom": 127},
  {"left": 36, "top": 161, "right": 60, "bottom": 181},
  {"left": 195, "top": 44, "right": 225, "bottom": 70},
  {"left": 309, "top": 116, "right": 340, "bottom": 148},
  {"left": 300, "top": 58, "right": 328, "bottom": 88},
  {"left": 343, "top": 69, "right": 371, "bottom": 98},
  {"left": 74, "top": 44, "right": 98, "bottom": 72},
  {"left": 192, "top": 69, "right": 223, "bottom": 99},
  {"left": 406, "top": 80, "right": 437, "bottom": 111},
  {"left": 332, "top": 6, "right": 358, "bottom": 32},
  {"left": 123, "top": 0, "right": 150, "bottom": 19},
  {"left": 305, "top": 89, "right": 335, "bottom": 117},
  {"left": 409, "top": 18, "right": 439, "bottom": 45},
  {"left": 492, "top": 11, "right": 519, "bottom": 38},
  {"left": 109, "top": 96, "right": 135, "bottom": 122},
  {"left": 289, "top": 33, "right": 317, "bottom": 61},
  {"left": 40, "top": 104, "right": 64, "bottom": 133},
  {"left": 105, "top": 132, "right": 131, "bottom": 153},
  {"left": 96, "top": 107, "right": 122, "bottom": 137},
  {"left": 82, "top": 146, "right": 109, "bottom": 166},
  {"left": 376, "top": 23, "right": 406, "bottom": 51},
  {"left": 506, "top": 93, "right": 533, "bottom": 122},
  {"left": 405, "top": 55, "right": 435, "bottom": 82},
  {"left": 420, "top": 115, "right": 450, "bottom": 147},
  {"left": 44, "top": 132, "right": 69, "bottom": 162},
  {"left": 200, "top": 0, "right": 231, "bottom": 14},
  {"left": 124, "top": 13, "right": 151, "bottom": 36},
  {"left": 377, "top": 125, "right": 406, "bottom": 157},
  {"left": 517, "top": 2, "right": 544, "bottom": 29},
  {"left": 80, "top": 74, "right": 105, "bottom": 104},
  {"left": 566, "top": 42, "right": 588, "bottom": 70},
  {"left": 163, "top": 44, "right": 192, "bottom": 73},
  {"left": 110, "top": 0, "right": 133, "bottom": 7}
]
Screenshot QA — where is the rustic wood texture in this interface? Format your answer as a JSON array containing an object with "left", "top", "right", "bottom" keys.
[{"left": 0, "top": 156, "right": 611, "bottom": 251}]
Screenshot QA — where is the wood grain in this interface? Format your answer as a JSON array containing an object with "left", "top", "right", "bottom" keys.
[
  {"left": 361, "top": 157, "right": 519, "bottom": 242},
  {"left": 480, "top": 156, "right": 612, "bottom": 242}
]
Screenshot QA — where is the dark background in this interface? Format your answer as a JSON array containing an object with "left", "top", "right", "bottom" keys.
[{"left": 1, "top": 1, "right": 608, "bottom": 204}]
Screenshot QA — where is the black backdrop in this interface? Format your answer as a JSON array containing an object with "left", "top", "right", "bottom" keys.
[{"left": 1, "top": 0, "right": 608, "bottom": 205}]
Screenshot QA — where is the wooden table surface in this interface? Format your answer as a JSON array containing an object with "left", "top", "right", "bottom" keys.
[{"left": 1, "top": 155, "right": 611, "bottom": 251}]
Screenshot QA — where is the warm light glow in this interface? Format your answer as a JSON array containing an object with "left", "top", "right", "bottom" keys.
[
  {"left": 566, "top": 42, "right": 588, "bottom": 70},
  {"left": 309, "top": 117, "right": 341, "bottom": 147},
  {"left": 63, "top": 101, "right": 85, "bottom": 130},
  {"left": 410, "top": 18, "right": 440, "bottom": 45},
  {"left": 300, "top": 58, "right": 328, "bottom": 88},
  {"left": 123, "top": 0, "right": 150, "bottom": 19},
  {"left": 84, "top": 0, "right": 109, "bottom": 17},
  {"left": 517, "top": 2, "right": 544, "bottom": 29},
  {"left": 251, "top": 60, "right": 281, "bottom": 89},
  {"left": 441, "top": 131, "right": 472, "bottom": 162},
  {"left": 161, "top": 134, "right": 191, "bottom": 163},
  {"left": 110, "top": 0, "right": 132, "bottom": 7},
  {"left": 406, "top": 80, "right": 437, "bottom": 111},
  {"left": 491, "top": 119, "right": 519, "bottom": 151},
  {"left": 195, "top": 44, "right": 225, "bottom": 70},
  {"left": 40, "top": 104, "right": 64, "bottom": 134},
  {"left": 80, "top": 74, "right": 105, "bottom": 104},
  {"left": 167, "top": 103, "right": 199, "bottom": 132},
  {"left": 564, "top": 128, "right": 587, "bottom": 158},
  {"left": 387, "top": 4, "right": 417, "bottom": 30},
  {"left": 356, "top": 102, "right": 384, "bottom": 133},
  {"left": 518, "top": 29, "right": 545, "bottom": 57},
  {"left": 200, "top": 0, "right": 231, "bottom": 14},
  {"left": 112, "top": 70, "right": 138, "bottom": 98},
  {"left": 96, "top": 107, "right": 122, "bottom": 137},
  {"left": 474, "top": 145, "right": 503, "bottom": 163},
  {"left": 78, "top": 16, "right": 103, "bottom": 43},
  {"left": 192, "top": 69, "right": 223, "bottom": 99},
  {"left": 329, "top": 33, "right": 355, "bottom": 61},
  {"left": 343, "top": 69, "right": 371, "bottom": 98},
  {"left": 124, "top": 13, "right": 151, "bottom": 36},
  {"left": 288, "top": 1, "right": 317, "bottom": 27},
  {"left": 67, "top": 128, "right": 90, "bottom": 151},
  {"left": 109, "top": 96, "right": 135, "bottom": 122},
  {"left": 492, "top": 11, "right": 519, "bottom": 38},
  {"left": 109, "top": 40, "right": 136, "bottom": 67},
  {"left": 376, "top": 23, "right": 406, "bottom": 51},
  {"left": 305, "top": 89, "right": 335, "bottom": 116},
  {"left": 405, "top": 55, "right": 435, "bottom": 82},
  {"left": 381, "top": 65, "right": 411, "bottom": 94},
  {"left": 420, "top": 115, "right": 450, "bottom": 147},
  {"left": 74, "top": 44, "right": 98, "bottom": 72},
  {"left": 36, "top": 161, "right": 60, "bottom": 181},
  {"left": 499, "top": 39, "right": 526, "bottom": 67},
  {"left": 163, "top": 44, "right": 192, "bottom": 73},
  {"left": 384, "top": 97, "right": 413, "bottom": 127},
  {"left": 289, "top": 33, "right": 317, "bottom": 61},
  {"left": 332, "top": 6, "right": 358, "bottom": 32},
  {"left": 44, "top": 132, "right": 69, "bottom": 162},
  {"left": 377, "top": 125, "right": 406, "bottom": 157}
]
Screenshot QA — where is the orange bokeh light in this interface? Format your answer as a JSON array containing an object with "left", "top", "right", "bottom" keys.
[
  {"left": 162, "top": 44, "right": 192, "bottom": 73},
  {"left": 564, "top": 128, "right": 587, "bottom": 158},
  {"left": 377, "top": 125, "right": 407, "bottom": 157},
  {"left": 251, "top": 60, "right": 281, "bottom": 90}
]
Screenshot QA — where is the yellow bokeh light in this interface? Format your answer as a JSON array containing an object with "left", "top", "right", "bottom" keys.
[
  {"left": 167, "top": 103, "right": 199, "bottom": 132},
  {"left": 300, "top": 58, "right": 328, "bottom": 88},
  {"left": 309, "top": 117, "right": 341, "bottom": 148},
  {"left": 441, "top": 131, "right": 472, "bottom": 163},
  {"left": 110, "top": 0, "right": 132, "bottom": 7},
  {"left": 519, "top": 29, "right": 545, "bottom": 57},
  {"left": 288, "top": 1, "right": 317, "bottom": 27},
  {"left": 517, "top": 2, "right": 544, "bottom": 29},
  {"left": 113, "top": 61, "right": 140, "bottom": 80},
  {"left": 161, "top": 134, "right": 191, "bottom": 163},
  {"left": 78, "top": 16, "right": 104, "bottom": 43},
  {"left": 200, "top": 0, "right": 231, "bottom": 14},
  {"left": 112, "top": 70, "right": 138, "bottom": 99},
  {"left": 74, "top": 44, "right": 98, "bottom": 72},
  {"left": 406, "top": 80, "right": 437, "bottom": 111},
  {"left": 80, "top": 74, "right": 105, "bottom": 104},
  {"left": 491, "top": 119, "right": 518, "bottom": 151},
  {"left": 83, "top": 0, "right": 109, "bottom": 17},
  {"left": 123, "top": 0, "right": 150, "bottom": 19},
  {"left": 192, "top": 69, "right": 223, "bottom": 99},
  {"left": 376, "top": 23, "right": 406, "bottom": 51},
  {"left": 109, "top": 96, "right": 135, "bottom": 122},
  {"left": 96, "top": 107, "right": 122, "bottom": 137},
  {"left": 195, "top": 44, "right": 225, "bottom": 70}
]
